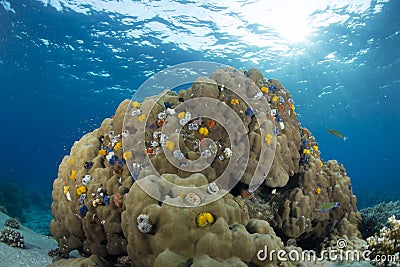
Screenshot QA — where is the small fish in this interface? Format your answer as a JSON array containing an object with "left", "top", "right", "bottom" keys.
[
  {"left": 326, "top": 129, "right": 348, "bottom": 141},
  {"left": 315, "top": 202, "right": 340, "bottom": 212}
]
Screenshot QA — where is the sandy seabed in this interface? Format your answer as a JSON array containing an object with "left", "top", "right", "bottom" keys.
[{"left": 0, "top": 211, "right": 56, "bottom": 267}]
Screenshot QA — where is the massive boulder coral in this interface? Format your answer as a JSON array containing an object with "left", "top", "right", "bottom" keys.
[
  {"left": 122, "top": 173, "right": 292, "bottom": 267},
  {"left": 50, "top": 66, "right": 363, "bottom": 266}
]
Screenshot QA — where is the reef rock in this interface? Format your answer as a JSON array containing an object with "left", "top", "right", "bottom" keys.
[{"left": 50, "top": 66, "right": 363, "bottom": 266}]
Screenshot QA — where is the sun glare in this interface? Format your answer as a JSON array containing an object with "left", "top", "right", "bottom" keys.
[
  {"left": 231, "top": 0, "right": 318, "bottom": 44},
  {"left": 274, "top": 16, "right": 312, "bottom": 43},
  {"left": 264, "top": 2, "right": 314, "bottom": 43}
]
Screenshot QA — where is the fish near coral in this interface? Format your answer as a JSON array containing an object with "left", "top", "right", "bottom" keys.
[
  {"left": 315, "top": 202, "right": 339, "bottom": 212},
  {"left": 326, "top": 129, "right": 348, "bottom": 141},
  {"left": 196, "top": 212, "right": 215, "bottom": 227}
]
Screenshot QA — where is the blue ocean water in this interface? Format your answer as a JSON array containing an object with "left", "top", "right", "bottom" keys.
[{"left": 0, "top": 0, "right": 399, "bottom": 228}]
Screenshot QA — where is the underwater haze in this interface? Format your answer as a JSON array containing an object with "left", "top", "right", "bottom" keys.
[{"left": 1, "top": 0, "right": 399, "bottom": 225}]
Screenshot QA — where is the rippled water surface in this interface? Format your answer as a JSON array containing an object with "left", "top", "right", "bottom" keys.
[{"left": 1, "top": 0, "right": 399, "bottom": 208}]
